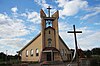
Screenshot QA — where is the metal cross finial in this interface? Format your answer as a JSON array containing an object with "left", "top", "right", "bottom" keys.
[
  {"left": 47, "top": 6, "right": 51, "bottom": 17},
  {"left": 68, "top": 25, "right": 82, "bottom": 66}
]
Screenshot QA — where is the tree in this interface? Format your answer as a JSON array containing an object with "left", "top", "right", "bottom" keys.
[
  {"left": 84, "top": 50, "right": 92, "bottom": 58},
  {"left": 91, "top": 48, "right": 100, "bottom": 55},
  {"left": 0, "top": 52, "right": 6, "bottom": 61}
]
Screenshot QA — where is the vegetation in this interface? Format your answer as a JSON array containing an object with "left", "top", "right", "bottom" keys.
[
  {"left": 83, "top": 48, "right": 100, "bottom": 58},
  {"left": 83, "top": 48, "right": 100, "bottom": 66},
  {"left": 0, "top": 47, "right": 100, "bottom": 66},
  {"left": 0, "top": 52, "right": 21, "bottom": 64}
]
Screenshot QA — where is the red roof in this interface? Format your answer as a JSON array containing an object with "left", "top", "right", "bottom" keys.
[{"left": 78, "top": 49, "right": 85, "bottom": 58}]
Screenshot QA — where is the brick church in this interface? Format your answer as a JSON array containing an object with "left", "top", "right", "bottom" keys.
[{"left": 18, "top": 7, "right": 72, "bottom": 62}]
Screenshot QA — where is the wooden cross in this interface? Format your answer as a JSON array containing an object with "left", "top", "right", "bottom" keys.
[
  {"left": 68, "top": 25, "right": 82, "bottom": 66},
  {"left": 47, "top": 6, "right": 51, "bottom": 17}
]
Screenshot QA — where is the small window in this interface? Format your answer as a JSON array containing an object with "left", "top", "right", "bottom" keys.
[
  {"left": 65, "top": 49, "right": 67, "bottom": 56},
  {"left": 30, "top": 49, "right": 33, "bottom": 56},
  {"left": 63, "top": 49, "right": 64, "bottom": 56},
  {"left": 36, "top": 48, "right": 39, "bottom": 56},
  {"left": 61, "top": 49, "right": 64, "bottom": 56},
  {"left": 61, "top": 50, "right": 63, "bottom": 56},
  {"left": 26, "top": 50, "right": 28, "bottom": 57},
  {"left": 49, "top": 30, "right": 50, "bottom": 34}
]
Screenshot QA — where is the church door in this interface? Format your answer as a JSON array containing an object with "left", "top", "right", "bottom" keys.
[{"left": 47, "top": 52, "right": 51, "bottom": 61}]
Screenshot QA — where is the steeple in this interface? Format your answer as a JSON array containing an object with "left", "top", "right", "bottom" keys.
[
  {"left": 40, "top": 6, "right": 59, "bottom": 49},
  {"left": 40, "top": 6, "right": 59, "bottom": 28}
]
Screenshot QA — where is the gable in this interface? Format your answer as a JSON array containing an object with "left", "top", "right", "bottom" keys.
[
  {"left": 59, "top": 35, "right": 70, "bottom": 51},
  {"left": 19, "top": 33, "right": 41, "bottom": 52}
]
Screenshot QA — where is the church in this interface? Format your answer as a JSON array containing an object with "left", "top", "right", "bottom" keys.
[{"left": 18, "top": 7, "right": 72, "bottom": 62}]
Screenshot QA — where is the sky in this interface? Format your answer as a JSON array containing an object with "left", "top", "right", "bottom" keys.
[{"left": 0, "top": 0, "right": 100, "bottom": 55}]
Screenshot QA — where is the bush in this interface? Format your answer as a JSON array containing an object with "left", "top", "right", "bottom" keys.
[{"left": 90, "top": 58, "right": 100, "bottom": 66}]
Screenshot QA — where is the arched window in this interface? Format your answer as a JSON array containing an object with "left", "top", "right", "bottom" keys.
[
  {"left": 30, "top": 49, "right": 33, "bottom": 56},
  {"left": 65, "top": 49, "right": 67, "bottom": 56},
  {"left": 48, "top": 38, "right": 52, "bottom": 47},
  {"left": 62, "top": 49, "right": 64, "bottom": 56},
  {"left": 36, "top": 48, "right": 39, "bottom": 56},
  {"left": 26, "top": 50, "right": 28, "bottom": 57}
]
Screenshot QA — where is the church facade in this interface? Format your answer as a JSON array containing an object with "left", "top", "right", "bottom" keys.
[{"left": 19, "top": 7, "right": 72, "bottom": 62}]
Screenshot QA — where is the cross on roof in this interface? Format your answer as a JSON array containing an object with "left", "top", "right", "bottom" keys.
[
  {"left": 47, "top": 6, "right": 52, "bottom": 17},
  {"left": 68, "top": 25, "right": 82, "bottom": 66}
]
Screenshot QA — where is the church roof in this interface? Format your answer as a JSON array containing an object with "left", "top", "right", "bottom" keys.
[
  {"left": 18, "top": 33, "right": 70, "bottom": 53},
  {"left": 19, "top": 33, "right": 41, "bottom": 52},
  {"left": 59, "top": 36, "right": 70, "bottom": 51}
]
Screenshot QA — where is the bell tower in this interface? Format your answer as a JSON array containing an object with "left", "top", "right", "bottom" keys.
[{"left": 40, "top": 6, "right": 59, "bottom": 49}]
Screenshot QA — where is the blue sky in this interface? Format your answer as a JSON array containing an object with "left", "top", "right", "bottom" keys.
[{"left": 0, "top": 0, "right": 100, "bottom": 55}]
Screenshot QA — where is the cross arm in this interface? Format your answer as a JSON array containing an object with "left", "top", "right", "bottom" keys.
[{"left": 67, "top": 31, "right": 82, "bottom": 33}]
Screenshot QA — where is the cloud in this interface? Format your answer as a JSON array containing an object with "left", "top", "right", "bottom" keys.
[
  {"left": 56, "top": 0, "right": 88, "bottom": 18},
  {"left": 81, "top": 6, "right": 100, "bottom": 20},
  {"left": 11, "top": 7, "right": 18, "bottom": 13},
  {"left": 94, "top": 22, "right": 100, "bottom": 25},
  {"left": 0, "top": 6, "right": 41, "bottom": 55},
  {"left": 59, "top": 22, "right": 100, "bottom": 50},
  {"left": 71, "top": 27, "right": 99, "bottom": 50},
  {"left": 81, "top": 12, "right": 98, "bottom": 20},
  {"left": 0, "top": 38, "right": 25, "bottom": 48},
  {"left": 0, "top": 13, "right": 31, "bottom": 55},
  {"left": 34, "top": 0, "right": 49, "bottom": 9},
  {"left": 0, "top": 38, "right": 31, "bottom": 55},
  {"left": 34, "top": 0, "right": 56, "bottom": 13},
  {"left": 34, "top": 0, "right": 57, "bottom": 18},
  {"left": 21, "top": 11, "right": 41, "bottom": 24},
  {"left": 0, "top": 13, "right": 29, "bottom": 38},
  {"left": 0, "top": 0, "right": 99, "bottom": 55},
  {"left": 78, "top": 31, "right": 100, "bottom": 50},
  {"left": 0, "top": 38, "right": 30, "bottom": 55},
  {"left": 59, "top": 22, "right": 74, "bottom": 48},
  {"left": 34, "top": 0, "right": 53, "bottom": 9},
  {"left": 55, "top": 0, "right": 67, "bottom": 7},
  {"left": 59, "top": 21, "right": 72, "bottom": 31},
  {"left": 27, "top": 12, "right": 41, "bottom": 24}
]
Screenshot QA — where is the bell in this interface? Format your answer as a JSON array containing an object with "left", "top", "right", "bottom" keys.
[{"left": 48, "top": 22, "right": 51, "bottom": 25}]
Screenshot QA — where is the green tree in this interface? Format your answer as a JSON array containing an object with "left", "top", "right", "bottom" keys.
[
  {"left": 84, "top": 50, "right": 92, "bottom": 58},
  {"left": 91, "top": 48, "right": 100, "bottom": 55},
  {"left": 0, "top": 52, "right": 6, "bottom": 61}
]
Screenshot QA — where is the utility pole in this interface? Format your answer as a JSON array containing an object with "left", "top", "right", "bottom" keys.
[{"left": 68, "top": 25, "right": 82, "bottom": 66}]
